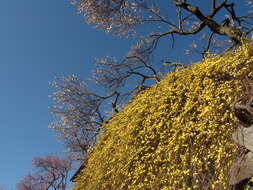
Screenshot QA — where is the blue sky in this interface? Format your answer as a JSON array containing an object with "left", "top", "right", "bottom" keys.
[
  {"left": 0, "top": 0, "right": 250, "bottom": 189},
  {"left": 0, "top": 0, "right": 135, "bottom": 189}
]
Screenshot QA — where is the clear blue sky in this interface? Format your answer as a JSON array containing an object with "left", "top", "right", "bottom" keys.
[
  {"left": 0, "top": 0, "right": 249, "bottom": 189},
  {"left": 0, "top": 0, "right": 135, "bottom": 189}
]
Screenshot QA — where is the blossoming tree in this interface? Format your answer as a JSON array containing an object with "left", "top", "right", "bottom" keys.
[{"left": 17, "top": 155, "right": 73, "bottom": 190}]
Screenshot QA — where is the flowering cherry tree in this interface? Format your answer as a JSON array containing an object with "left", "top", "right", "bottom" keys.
[
  {"left": 72, "top": 0, "right": 253, "bottom": 95},
  {"left": 49, "top": 76, "right": 120, "bottom": 160},
  {"left": 17, "top": 155, "right": 73, "bottom": 190},
  {"left": 74, "top": 0, "right": 253, "bottom": 49}
]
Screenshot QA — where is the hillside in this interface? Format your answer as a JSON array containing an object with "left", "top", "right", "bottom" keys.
[{"left": 72, "top": 44, "right": 253, "bottom": 190}]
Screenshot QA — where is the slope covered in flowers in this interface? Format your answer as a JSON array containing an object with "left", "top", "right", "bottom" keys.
[{"left": 72, "top": 44, "right": 253, "bottom": 190}]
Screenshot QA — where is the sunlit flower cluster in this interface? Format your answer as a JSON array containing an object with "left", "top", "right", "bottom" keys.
[{"left": 72, "top": 44, "right": 253, "bottom": 190}]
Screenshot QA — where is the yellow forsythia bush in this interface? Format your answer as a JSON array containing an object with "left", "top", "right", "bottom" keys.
[{"left": 72, "top": 44, "right": 253, "bottom": 190}]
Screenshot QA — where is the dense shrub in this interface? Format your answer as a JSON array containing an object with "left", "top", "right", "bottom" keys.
[{"left": 72, "top": 44, "right": 253, "bottom": 190}]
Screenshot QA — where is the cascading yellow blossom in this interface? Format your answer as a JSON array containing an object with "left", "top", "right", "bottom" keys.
[{"left": 72, "top": 44, "right": 253, "bottom": 190}]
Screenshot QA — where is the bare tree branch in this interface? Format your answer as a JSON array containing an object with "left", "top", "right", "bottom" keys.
[
  {"left": 202, "top": 32, "right": 215, "bottom": 57},
  {"left": 172, "top": 0, "right": 243, "bottom": 43}
]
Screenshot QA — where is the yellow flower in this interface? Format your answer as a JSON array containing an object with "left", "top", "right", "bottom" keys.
[{"left": 72, "top": 43, "right": 253, "bottom": 190}]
